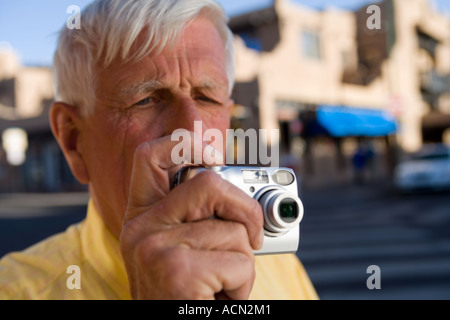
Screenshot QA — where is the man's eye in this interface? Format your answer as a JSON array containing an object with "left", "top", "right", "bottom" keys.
[
  {"left": 196, "top": 95, "right": 219, "bottom": 105},
  {"left": 135, "top": 97, "right": 154, "bottom": 106}
]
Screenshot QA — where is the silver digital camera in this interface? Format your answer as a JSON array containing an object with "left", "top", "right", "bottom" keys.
[{"left": 172, "top": 166, "right": 304, "bottom": 255}]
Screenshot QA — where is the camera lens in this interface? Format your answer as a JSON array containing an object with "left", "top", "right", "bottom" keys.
[
  {"left": 278, "top": 199, "right": 298, "bottom": 223},
  {"left": 256, "top": 187, "right": 303, "bottom": 236}
]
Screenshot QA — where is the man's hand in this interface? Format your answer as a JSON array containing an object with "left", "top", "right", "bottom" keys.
[{"left": 119, "top": 134, "right": 264, "bottom": 300}]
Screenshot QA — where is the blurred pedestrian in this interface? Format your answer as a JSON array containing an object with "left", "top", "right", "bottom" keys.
[{"left": 352, "top": 145, "right": 368, "bottom": 185}]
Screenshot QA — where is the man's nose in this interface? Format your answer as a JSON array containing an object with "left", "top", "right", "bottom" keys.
[{"left": 166, "top": 98, "right": 203, "bottom": 134}]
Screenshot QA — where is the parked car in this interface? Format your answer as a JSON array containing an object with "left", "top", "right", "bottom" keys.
[{"left": 394, "top": 144, "right": 450, "bottom": 192}]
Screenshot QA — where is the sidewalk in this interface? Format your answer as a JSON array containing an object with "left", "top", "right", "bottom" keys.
[
  {"left": 0, "top": 192, "right": 89, "bottom": 218},
  {"left": 0, "top": 192, "right": 89, "bottom": 207}
]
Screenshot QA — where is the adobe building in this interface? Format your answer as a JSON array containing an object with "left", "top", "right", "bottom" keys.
[
  {"left": 0, "top": 49, "right": 82, "bottom": 192},
  {"left": 1, "top": 0, "right": 450, "bottom": 191},
  {"left": 230, "top": 0, "right": 450, "bottom": 186}
]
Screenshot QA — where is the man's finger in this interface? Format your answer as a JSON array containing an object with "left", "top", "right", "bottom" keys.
[
  {"left": 125, "top": 170, "right": 264, "bottom": 250},
  {"left": 161, "top": 248, "right": 255, "bottom": 300},
  {"left": 126, "top": 132, "right": 224, "bottom": 212}
]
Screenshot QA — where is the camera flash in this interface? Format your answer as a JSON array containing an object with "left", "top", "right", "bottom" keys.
[{"left": 242, "top": 170, "right": 269, "bottom": 184}]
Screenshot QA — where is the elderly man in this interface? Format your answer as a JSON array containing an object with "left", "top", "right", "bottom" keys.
[{"left": 0, "top": 0, "right": 317, "bottom": 300}]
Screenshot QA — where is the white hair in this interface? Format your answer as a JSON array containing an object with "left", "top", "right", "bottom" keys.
[{"left": 53, "top": 0, "right": 235, "bottom": 116}]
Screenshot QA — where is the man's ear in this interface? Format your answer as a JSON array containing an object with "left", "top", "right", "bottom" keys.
[{"left": 49, "top": 102, "right": 90, "bottom": 184}]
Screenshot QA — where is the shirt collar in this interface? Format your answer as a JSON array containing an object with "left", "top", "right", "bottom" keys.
[{"left": 81, "top": 199, "right": 131, "bottom": 300}]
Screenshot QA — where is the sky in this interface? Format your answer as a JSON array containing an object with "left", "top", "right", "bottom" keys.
[{"left": 0, "top": 0, "right": 449, "bottom": 67}]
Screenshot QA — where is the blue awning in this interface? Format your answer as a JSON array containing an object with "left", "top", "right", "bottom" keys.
[{"left": 317, "top": 105, "right": 398, "bottom": 137}]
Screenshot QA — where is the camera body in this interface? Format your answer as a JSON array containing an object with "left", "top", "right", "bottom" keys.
[{"left": 172, "top": 166, "right": 304, "bottom": 255}]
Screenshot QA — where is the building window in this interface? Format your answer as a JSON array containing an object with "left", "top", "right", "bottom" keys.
[
  {"left": 0, "top": 78, "right": 15, "bottom": 108},
  {"left": 301, "top": 29, "right": 322, "bottom": 60}
]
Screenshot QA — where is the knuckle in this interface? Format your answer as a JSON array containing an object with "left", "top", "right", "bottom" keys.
[
  {"left": 241, "top": 249, "right": 255, "bottom": 267},
  {"left": 131, "top": 232, "right": 165, "bottom": 267},
  {"left": 128, "top": 232, "right": 197, "bottom": 298},
  {"left": 135, "top": 141, "right": 163, "bottom": 167},
  {"left": 134, "top": 141, "right": 151, "bottom": 160},
  {"left": 232, "top": 222, "right": 249, "bottom": 242},
  {"left": 248, "top": 198, "right": 264, "bottom": 227},
  {"left": 232, "top": 222, "right": 253, "bottom": 252},
  {"left": 160, "top": 247, "right": 214, "bottom": 300},
  {"left": 195, "top": 170, "right": 222, "bottom": 187},
  {"left": 243, "top": 251, "right": 256, "bottom": 273},
  {"left": 158, "top": 247, "right": 191, "bottom": 288},
  {"left": 164, "top": 247, "right": 190, "bottom": 271}
]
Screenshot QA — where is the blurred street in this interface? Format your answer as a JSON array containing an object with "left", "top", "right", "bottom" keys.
[
  {"left": 1, "top": 182, "right": 449, "bottom": 300},
  {"left": 298, "top": 181, "right": 450, "bottom": 300},
  {"left": 0, "top": 192, "right": 88, "bottom": 257}
]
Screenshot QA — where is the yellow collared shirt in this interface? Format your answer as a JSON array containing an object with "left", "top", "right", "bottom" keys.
[{"left": 0, "top": 200, "right": 318, "bottom": 300}]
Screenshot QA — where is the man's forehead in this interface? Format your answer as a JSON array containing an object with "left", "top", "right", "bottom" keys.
[
  {"left": 96, "top": 17, "right": 228, "bottom": 96},
  {"left": 101, "top": 52, "right": 227, "bottom": 91},
  {"left": 101, "top": 17, "right": 225, "bottom": 72}
]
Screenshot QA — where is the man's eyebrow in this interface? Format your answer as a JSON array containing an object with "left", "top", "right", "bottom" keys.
[
  {"left": 118, "top": 80, "right": 163, "bottom": 100},
  {"left": 201, "top": 79, "right": 219, "bottom": 90},
  {"left": 114, "top": 78, "right": 226, "bottom": 106},
  {"left": 119, "top": 78, "right": 222, "bottom": 95}
]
